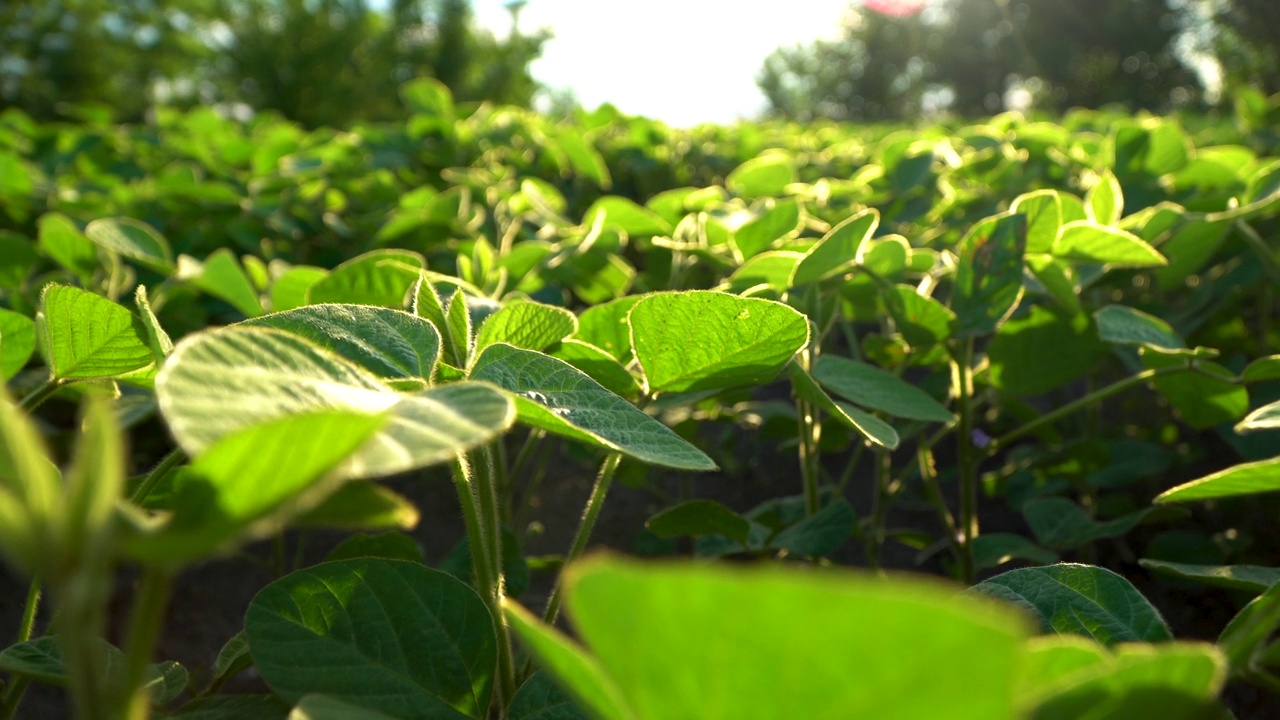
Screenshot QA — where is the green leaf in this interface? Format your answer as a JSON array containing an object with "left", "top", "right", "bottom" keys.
[
  {"left": 1155, "top": 455, "right": 1280, "bottom": 504},
  {"left": 1139, "top": 559, "right": 1280, "bottom": 594},
  {"left": 547, "top": 339, "right": 639, "bottom": 399},
  {"left": 470, "top": 344, "right": 715, "bottom": 471},
  {"left": 0, "top": 636, "right": 122, "bottom": 685},
  {"left": 445, "top": 290, "right": 474, "bottom": 368},
  {"left": 508, "top": 672, "right": 589, "bottom": 720},
  {"left": 156, "top": 326, "right": 514, "bottom": 479},
  {"left": 294, "top": 482, "right": 419, "bottom": 532},
  {"left": 1014, "top": 636, "right": 1108, "bottom": 707},
  {"left": 859, "top": 236, "right": 910, "bottom": 278},
  {"left": 987, "top": 305, "right": 1106, "bottom": 397},
  {"left": 787, "top": 360, "right": 900, "bottom": 449},
  {"left": 769, "top": 497, "right": 855, "bottom": 556},
  {"left": 0, "top": 308, "right": 36, "bottom": 380},
  {"left": 630, "top": 291, "right": 809, "bottom": 394},
  {"left": 242, "top": 304, "right": 441, "bottom": 382},
  {"left": 246, "top": 559, "right": 496, "bottom": 720},
  {"left": 1094, "top": 305, "right": 1183, "bottom": 350},
  {"left": 574, "top": 296, "right": 642, "bottom": 363},
  {"left": 792, "top": 209, "right": 878, "bottom": 286},
  {"left": 884, "top": 285, "right": 955, "bottom": 348},
  {"left": 733, "top": 199, "right": 801, "bottom": 258},
  {"left": 1011, "top": 190, "right": 1062, "bottom": 254},
  {"left": 1085, "top": 171, "right": 1124, "bottom": 225},
  {"left": 167, "top": 696, "right": 290, "bottom": 720},
  {"left": 1031, "top": 644, "right": 1226, "bottom": 720},
  {"left": 307, "top": 250, "right": 423, "bottom": 307},
  {"left": 270, "top": 266, "right": 328, "bottom": 313},
  {"left": 1243, "top": 355, "right": 1280, "bottom": 383},
  {"left": 1025, "top": 256, "right": 1082, "bottom": 315},
  {"left": 727, "top": 152, "right": 796, "bottom": 199},
  {"left": 1114, "top": 119, "right": 1192, "bottom": 177},
  {"left": 127, "top": 411, "right": 385, "bottom": 564},
  {"left": 503, "top": 601, "right": 632, "bottom": 720},
  {"left": 38, "top": 284, "right": 153, "bottom": 380},
  {"left": 583, "top": 197, "right": 670, "bottom": 237},
  {"left": 133, "top": 285, "right": 173, "bottom": 362},
  {"left": 85, "top": 217, "right": 174, "bottom": 272},
  {"left": 723, "top": 251, "right": 802, "bottom": 293},
  {"left": 1218, "top": 580, "right": 1280, "bottom": 675},
  {"left": 327, "top": 532, "right": 425, "bottom": 564},
  {"left": 951, "top": 212, "right": 1027, "bottom": 338},
  {"left": 1141, "top": 349, "right": 1248, "bottom": 430},
  {"left": 554, "top": 130, "right": 610, "bottom": 188},
  {"left": 646, "top": 500, "right": 750, "bottom": 543},
  {"left": 475, "top": 301, "right": 577, "bottom": 354},
  {"left": 813, "top": 356, "right": 952, "bottom": 423},
  {"left": 1022, "top": 498, "right": 1155, "bottom": 552},
  {"left": 541, "top": 556, "right": 1029, "bottom": 720},
  {"left": 149, "top": 661, "right": 190, "bottom": 705},
  {"left": 973, "top": 533, "right": 1059, "bottom": 571},
  {"left": 38, "top": 213, "right": 98, "bottom": 281},
  {"left": 1236, "top": 399, "right": 1280, "bottom": 433},
  {"left": 1153, "top": 218, "right": 1230, "bottom": 289},
  {"left": 288, "top": 695, "right": 401, "bottom": 720},
  {"left": 191, "top": 249, "right": 264, "bottom": 317},
  {"left": 1053, "top": 223, "right": 1166, "bottom": 267},
  {"left": 207, "top": 632, "right": 253, "bottom": 693},
  {"left": 972, "top": 564, "right": 1172, "bottom": 644},
  {"left": 0, "top": 390, "right": 60, "bottom": 576}
]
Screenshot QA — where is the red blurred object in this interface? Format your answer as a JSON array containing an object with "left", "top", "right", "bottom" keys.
[{"left": 863, "top": 0, "right": 927, "bottom": 16}]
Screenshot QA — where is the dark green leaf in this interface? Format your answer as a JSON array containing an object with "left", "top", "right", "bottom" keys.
[
  {"left": 646, "top": 500, "right": 750, "bottom": 543},
  {"left": 951, "top": 212, "right": 1026, "bottom": 338}
]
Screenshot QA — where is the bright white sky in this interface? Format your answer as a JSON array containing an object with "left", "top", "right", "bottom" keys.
[{"left": 471, "top": 0, "right": 853, "bottom": 127}]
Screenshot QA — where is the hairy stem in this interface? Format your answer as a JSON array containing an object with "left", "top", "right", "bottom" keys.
[
  {"left": 129, "top": 448, "right": 185, "bottom": 506},
  {"left": 542, "top": 452, "right": 622, "bottom": 626},
  {"left": 17, "top": 378, "right": 59, "bottom": 413}
]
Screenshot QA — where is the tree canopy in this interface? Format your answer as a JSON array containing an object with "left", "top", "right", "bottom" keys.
[
  {"left": 0, "top": 0, "right": 547, "bottom": 127},
  {"left": 758, "top": 0, "right": 1275, "bottom": 122}
]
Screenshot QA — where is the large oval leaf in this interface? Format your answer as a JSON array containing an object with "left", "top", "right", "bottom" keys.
[
  {"left": 630, "top": 291, "right": 810, "bottom": 395},
  {"left": 813, "top": 356, "right": 953, "bottom": 423},
  {"left": 972, "top": 564, "right": 1171, "bottom": 645},
  {"left": 950, "top": 212, "right": 1026, "bottom": 338},
  {"left": 84, "top": 217, "right": 174, "bottom": 272},
  {"left": 307, "top": 250, "right": 424, "bottom": 307},
  {"left": 38, "top": 284, "right": 153, "bottom": 380},
  {"left": 242, "top": 304, "right": 441, "bottom": 382},
  {"left": 474, "top": 301, "right": 576, "bottom": 355},
  {"left": 513, "top": 556, "right": 1029, "bottom": 720},
  {"left": 156, "top": 327, "right": 513, "bottom": 479},
  {"left": 246, "top": 559, "right": 496, "bottom": 720},
  {"left": 1155, "top": 455, "right": 1280, "bottom": 504},
  {"left": 470, "top": 344, "right": 715, "bottom": 471},
  {"left": 126, "top": 410, "right": 386, "bottom": 564},
  {"left": 1052, "top": 222, "right": 1166, "bottom": 268}
]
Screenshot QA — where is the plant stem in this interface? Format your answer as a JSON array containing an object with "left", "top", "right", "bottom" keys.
[
  {"left": 795, "top": 340, "right": 823, "bottom": 516},
  {"left": 541, "top": 452, "right": 622, "bottom": 626},
  {"left": 17, "top": 378, "right": 59, "bottom": 413},
  {"left": 0, "top": 679, "right": 28, "bottom": 720},
  {"left": 952, "top": 337, "right": 978, "bottom": 585},
  {"left": 117, "top": 567, "right": 174, "bottom": 720},
  {"left": 129, "top": 448, "right": 185, "bottom": 506},
  {"left": 452, "top": 451, "right": 514, "bottom": 714},
  {"left": 984, "top": 365, "right": 1186, "bottom": 457},
  {"left": 0, "top": 580, "right": 38, "bottom": 720}
]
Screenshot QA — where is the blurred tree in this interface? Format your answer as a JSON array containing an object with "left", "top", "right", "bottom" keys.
[
  {"left": 758, "top": 9, "right": 934, "bottom": 122},
  {"left": 0, "top": 0, "right": 214, "bottom": 122},
  {"left": 215, "top": 0, "right": 548, "bottom": 127},
  {"left": 0, "top": 0, "right": 546, "bottom": 127},
  {"left": 758, "top": 0, "right": 1203, "bottom": 121},
  {"left": 1203, "top": 0, "right": 1280, "bottom": 96}
]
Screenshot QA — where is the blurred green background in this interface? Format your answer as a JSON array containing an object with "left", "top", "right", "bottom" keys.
[{"left": 0, "top": 0, "right": 1277, "bottom": 128}]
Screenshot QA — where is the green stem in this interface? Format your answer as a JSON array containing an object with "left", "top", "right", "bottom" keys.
[
  {"left": 542, "top": 453, "right": 622, "bottom": 626},
  {"left": 952, "top": 338, "right": 978, "bottom": 585},
  {"left": 453, "top": 451, "right": 514, "bottom": 714},
  {"left": 129, "top": 448, "right": 185, "bottom": 506},
  {"left": 116, "top": 567, "right": 174, "bottom": 720},
  {"left": 984, "top": 365, "right": 1186, "bottom": 457},
  {"left": 17, "top": 377, "right": 59, "bottom": 413},
  {"left": 0, "top": 580, "right": 38, "bottom": 720}
]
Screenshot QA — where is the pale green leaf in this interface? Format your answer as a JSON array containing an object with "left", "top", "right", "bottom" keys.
[
  {"left": 630, "top": 291, "right": 809, "bottom": 395},
  {"left": 475, "top": 301, "right": 576, "bottom": 354},
  {"left": 1155, "top": 455, "right": 1280, "bottom": 504},
  {"left": 0, "top": 308, "right": 35, "bottom": 380},
  {"left": 242, "top": 304, "right": 441, "bottom": 382},
  {"left": 85, "top": 217, "right": 174, "bottom": 272},
  {"left": 156, "top": 326, "right": 514, "bottom": 479},
  {"left": 1053, "top": 223, "right": 1166, "bottom": 267},
  {"left": 307, "top": 250, "right": 423, "bottom": 307},
  {"left": 38, "top": 284, "right": 153, "bottom": 380},
  {"left": 470, "top": 344, "right": 715, "bottom": 471}
]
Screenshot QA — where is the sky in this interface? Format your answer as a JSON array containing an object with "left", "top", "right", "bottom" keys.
[{"left": 471, "top": 0, "right": 854, "bottom": 127}]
